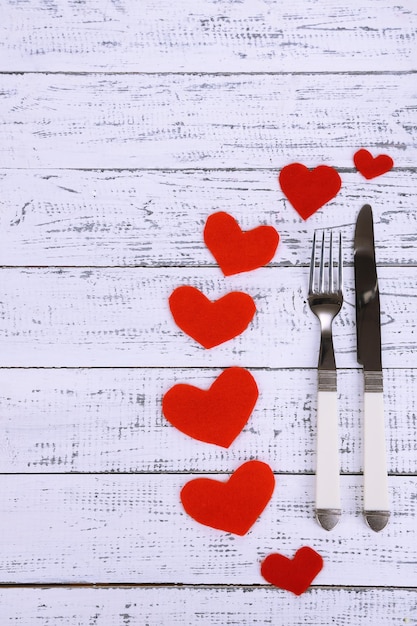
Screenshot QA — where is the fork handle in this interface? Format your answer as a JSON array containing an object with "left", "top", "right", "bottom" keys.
[
  {"left": 315, "top": 390, "right": 341, "bottom": 527},
  {"left": 318, "top": 333, "right": 336, "bottom": 371}
]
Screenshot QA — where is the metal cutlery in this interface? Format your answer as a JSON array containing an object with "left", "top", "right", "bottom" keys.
[
  {"left": 354, "top": 204, "right": 390, "bottom": 532},
  {"left": 308, "top": 230, "right": 343, "bottom": 531}
]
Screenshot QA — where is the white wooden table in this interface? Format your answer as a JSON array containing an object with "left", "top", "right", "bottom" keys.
[{"left": 0, "top": 1, "right": 416, "bottom": 623}]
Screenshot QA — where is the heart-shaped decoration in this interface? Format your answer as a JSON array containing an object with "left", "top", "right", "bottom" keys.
[
  {"left": 278, "top": 163, "right": 342, "bottom": 220},
  {"left": 181, "top": 460, "right": 275, "bottom": 535},
  {"left": 354, "top": 148, "right": 394, "bottom": 179},
  {"left": 261, "top": 547, "right": 324, "bottom": 595},
  {"left": 162, "top": 367, "right": 258, "bottom": 448},
  {"left": 204, "top": 211, "right": 279, "bottom": 276},
  {"left": 169, "top": 286, "right": 256, "bottom": 348}
]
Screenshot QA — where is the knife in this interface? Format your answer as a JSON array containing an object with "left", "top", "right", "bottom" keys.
[{"left": 354, "top": 204, "right": 390, "bottom": 532}]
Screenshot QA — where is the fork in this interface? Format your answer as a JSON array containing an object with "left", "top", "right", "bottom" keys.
[{"left": 308, "top": 231, "right": 343, "bottom": 531}]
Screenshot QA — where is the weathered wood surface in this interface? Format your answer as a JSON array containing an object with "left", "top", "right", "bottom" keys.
[
  {"left": 1, "top": 169, "right": 415, "bottom": 267},
  {"left": 1, "top": 0, "right": 416, "bottom": 619},
  {"left": 0, "top": 266, "right": 414, "bottom": 367},
  {"left": 0, "top": 74, "right": 415, "bottom": 169},
  {"left": 0, "top": 367, "right": 414, "bottom": 475},
  {"left": 1, "top": 586, "right": 416, "bottom": 626},
  {"left": 0, "top": 474, "right": 414, "bottom": 585},
  {"left": 0, "top": 0, "right": 415, "bottom": 73}
]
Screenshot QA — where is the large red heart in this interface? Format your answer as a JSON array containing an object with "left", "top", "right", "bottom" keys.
[
  {"left": 261, "top": 547, "right": 324, "bottom": 595},
  {"left": 181, "top": 460, "right": 275, "bottom": 535},
  {"left": 169, "top": 286, "right": 256, "bottom": 348},
  {"left": 162, "top": 367, "right": 258, "bottom": 448},
  {"left": 354, "top": 148, "right": 394, "bottom": 179},
  {"left": 278, "top": 163, "right": 342, "bottom": 220},
  {"left": 204, "top": 211, "right": 279, "bottom": 276}
]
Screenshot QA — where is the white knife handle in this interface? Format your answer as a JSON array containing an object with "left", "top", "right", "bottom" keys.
[
  {"left": 316, "top": 390, "right": 341, "bottom": 516},
  {"left": 364, "top": 391, "right": 390, "bottom": 519}
]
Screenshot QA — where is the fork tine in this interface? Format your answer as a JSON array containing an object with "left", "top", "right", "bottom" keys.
[
  {"left": 319, "top": 231, "right": 325, "bottom": 292},
  {"left": 338, "top": 231, "right": 343, "bottom": 291},
  {"left": 329, "top": 231, "right": 333, "bottom": 292},
  {"left": 309, "top": 231, "right": 317, "bottom": 293}
]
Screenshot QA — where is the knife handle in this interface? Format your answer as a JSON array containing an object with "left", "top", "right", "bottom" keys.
[
  {"left": 364, "top": 391, "right": 390, "bottom": 529},
  {"left": 315, "top": 390, "right": 341, "bottom": 529}
]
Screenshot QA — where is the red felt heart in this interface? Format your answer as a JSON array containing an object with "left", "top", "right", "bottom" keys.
[
  {"left": 181, "top": 460, "right": 275, "bottom": 535},
  {"left": 278, "top": 163, "right": 342, "bottom": 220},
  {"left": 204, "top": 211, "right": 279, "bottom": 276},
  {"left": 261, "top": 547, "right": 324, "bottom": 595},
  {"left": 162, "top": 367, "right": 258, "bottom": 448},
  {"left": 354, "top": 148, "right": 394, "bottom": 179},
  {"left": 169, "top": 286, "right": 256, "bottom": 349}
]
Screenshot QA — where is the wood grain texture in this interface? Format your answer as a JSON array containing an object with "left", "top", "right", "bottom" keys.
[
  {"left": 0, "top": 73, "right": 415, "bottom": 169},
  {"left": 1, "top": 0, "right": 416, "bottom": 616},
  {"left": 0, "top": 474, "right": 415, "bottom": 585},
  {"left": 0, "top": 0, "right": 416, "bottom": 72},
  {"left": 0, "top": 367, "right": 414, "bottom": 475},
  {"left": 1, "top": 586, "right": 416, "bottom": 626},
  {"left": 0, "top": 266, "right": 414, "bottom": 367},
  {"left": 0, "top": 169, "right": 415, "bottom": 267}
]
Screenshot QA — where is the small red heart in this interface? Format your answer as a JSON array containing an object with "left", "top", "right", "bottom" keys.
[
  {"left": 278, "top": 163, "right": 342, "bottom": 220},
  {"left": 181, "top": 460, "right": 275, "bottom": 535},
  {"left": 204, "top": 212, "right": 279, "bottom": 276},
  {"left": 169, "top": 286, "right": 256, "bottom": 349},
  {"left": 162, "top": 367, "right": 258, "bottom": 448},
  {"left": 354, "top": 148, "right": 394, "bottom": 179},
  {"left": 261, "top": 547, "right": 324, "bottom": 595}
]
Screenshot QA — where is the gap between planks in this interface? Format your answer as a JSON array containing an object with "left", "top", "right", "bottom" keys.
[
  {"left": 0, "top": 264, "right": 416, "bottom": 269},
  {"left": 0, "top": 166, "right": 415, "bottom": 171},
  {"left": 0, "top": 583, "right": 415, "bottom": 590},
  {"left": 0, "top": 71, "right": 416, "bottom": 76},
  {"left": 0, "top": 472, "right": 414, "bottom": 476}
]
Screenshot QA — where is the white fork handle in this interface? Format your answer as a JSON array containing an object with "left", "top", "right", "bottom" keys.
[
  {"left": 364, "top": 392, "right": 390, "bottom": 519},
  {"left": 316, "top": 390, "right": 341, "bottom": 512}
]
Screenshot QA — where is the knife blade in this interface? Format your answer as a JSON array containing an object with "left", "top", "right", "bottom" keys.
[{"left": 354, "top": 204, "right": 390, "bottom": 531}]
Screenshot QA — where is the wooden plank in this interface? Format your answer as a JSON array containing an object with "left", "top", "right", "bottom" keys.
[
  {"left": 0, "top": 74, "right": 415, "bottom": 169},
  {"left": 0, "top": 0, "right": 415, "bottom": 72},
  {"left": 0, "top": 474, "right": 414, "bottom": 584},
  {"left": 0, "top": 169, "right": 415, "bottom": 267},
  {"left": 0, "top": 586, "right": 416, "bottom": 625},
  {"left": 0, "top": 367, "right": 414, "bottom": 475},
  {"left": 0, "top": 266, "right": 414, "bottom": 368}
]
